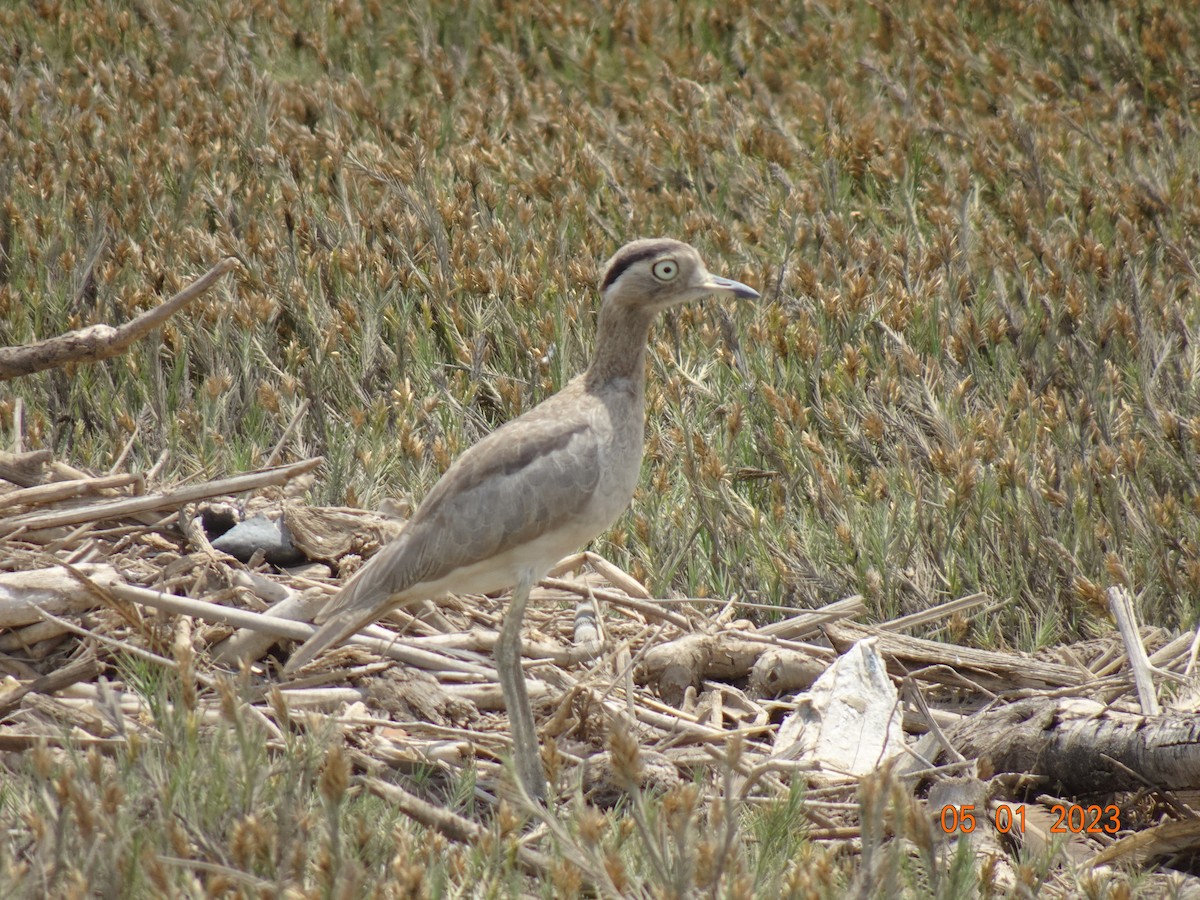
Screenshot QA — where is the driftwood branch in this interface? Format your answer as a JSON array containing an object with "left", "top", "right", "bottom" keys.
[
  {"left": 1108, "top": 585, "right": 1161, "bottom": 715},
  {"left": 942, "top": 696, "right": 1200, "bottom": 793},
  {"left": 0, "top": 450, "right": 54, "bottom": 487},
  {"left": 62, "top": 567, "right": 497, "bottom": 679},
  {"left": 0, "top": 472, "right": 143, "bottom": 512},
  {"left": 0, "top": 257, "right": 238, "bottom": 380},
  {"left": 0, "top": 457, "right": 322, "bottom": 533},
  {"left": 0, "top": 563, "right": 120, "bottom": 628},
  {"left": 826, "top": 621, "right": 1087, "bottom": 692},
  {"left": 0, "top": 656, "right": 103, "bottom": 717}
]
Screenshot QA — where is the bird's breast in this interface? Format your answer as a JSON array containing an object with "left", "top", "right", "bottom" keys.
[{"left": 582, "top": 392, "right": 645, "bottom": 526}]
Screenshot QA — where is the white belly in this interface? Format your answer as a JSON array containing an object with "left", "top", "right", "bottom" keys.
[{"left": 401, "top": 517, "right": 607, "bottom": 600}]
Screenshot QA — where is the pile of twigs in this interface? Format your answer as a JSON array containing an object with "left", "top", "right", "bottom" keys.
[{"left": 2, "top": 447, "right": 1199, "bottom": 889}]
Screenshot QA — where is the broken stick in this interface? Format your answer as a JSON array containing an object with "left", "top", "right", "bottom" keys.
[{"left": 0, "top": 257, "right": 238, "bottom": 380}]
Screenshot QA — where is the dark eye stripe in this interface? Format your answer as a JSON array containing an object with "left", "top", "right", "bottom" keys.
[{"left": 600, "top": 241, "right": 679, "bottom": 292}]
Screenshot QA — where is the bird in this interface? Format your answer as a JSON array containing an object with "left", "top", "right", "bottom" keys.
[{"left": 284, "top": 238, "right": 759, "bottom": 800}]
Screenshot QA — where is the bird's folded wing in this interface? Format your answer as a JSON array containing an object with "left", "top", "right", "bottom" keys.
[{"left": 318, "top": 400, "right": 605, "bottom": 620}]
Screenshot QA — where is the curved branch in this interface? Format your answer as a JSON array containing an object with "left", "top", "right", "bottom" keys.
[{"left": 0, "top": 257, "right": 239, "bottom": 380}]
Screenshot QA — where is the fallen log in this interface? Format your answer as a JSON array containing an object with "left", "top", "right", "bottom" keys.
[{"left": 941, "top": 696, "right": 1200, "bottom": 793}]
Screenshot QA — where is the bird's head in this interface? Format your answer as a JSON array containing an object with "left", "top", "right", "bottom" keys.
[{"left": 599, "top": 238, "right": 759, "bottom": 311}]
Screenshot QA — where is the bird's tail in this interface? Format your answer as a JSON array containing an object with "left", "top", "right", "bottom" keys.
[
  {"left": 282, "top": 603, "right": 382, "bottom": 675},
  {"left": 282, "top": 531, "right": 414, "bottom": 675}
]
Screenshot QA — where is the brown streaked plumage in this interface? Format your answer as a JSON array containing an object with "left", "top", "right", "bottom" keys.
[{"left": 284, "top": 238, "right": 759, "bottom": 800}]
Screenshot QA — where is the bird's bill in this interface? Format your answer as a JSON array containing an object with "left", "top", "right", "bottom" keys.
[{"left": 700, "top": 274, "right": 760, "bottom": 300}]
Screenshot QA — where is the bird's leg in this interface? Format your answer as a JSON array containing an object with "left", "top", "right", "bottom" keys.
[{"left": 494, "top": 569, "right": 548, "bottom": 802}]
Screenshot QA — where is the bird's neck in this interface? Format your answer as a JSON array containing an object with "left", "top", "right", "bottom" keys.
[{"left": 585, "top": 301, "right": 655, "bottom": 390}]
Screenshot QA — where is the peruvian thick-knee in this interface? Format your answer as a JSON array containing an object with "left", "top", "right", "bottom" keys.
[{"left": 284, "top": 239, "right": 759, "bottom": 801}]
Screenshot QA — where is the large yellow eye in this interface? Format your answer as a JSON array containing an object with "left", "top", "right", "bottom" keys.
[{"left": 652, "top": 259, "right": 679, "bottom": 281}]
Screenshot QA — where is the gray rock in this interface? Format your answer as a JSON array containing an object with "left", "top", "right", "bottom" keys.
[{"left": 211, "top": 514, "right": 306, "bottom": 566}]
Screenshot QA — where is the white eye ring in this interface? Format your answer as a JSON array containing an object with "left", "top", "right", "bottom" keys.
[{"left": 652, "top": 259, "right": 679, "bottom": 281}]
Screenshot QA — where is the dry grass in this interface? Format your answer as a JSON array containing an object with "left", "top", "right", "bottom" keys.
[{"left": 2, "top": 0, "right": 1200, "bottom": 894}]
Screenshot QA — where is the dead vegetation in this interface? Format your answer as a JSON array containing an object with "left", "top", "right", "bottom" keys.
[{"left": 3, "top": 448, "right": 1200, "bottom": 895}]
